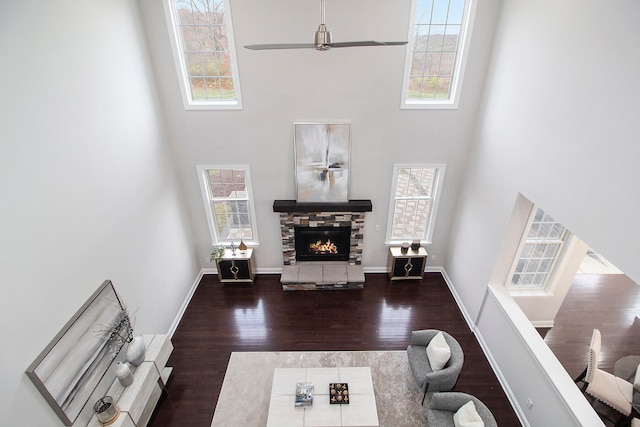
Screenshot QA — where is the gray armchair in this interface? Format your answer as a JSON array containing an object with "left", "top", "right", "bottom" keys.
[
  {"left": 407, "top": 329, "right": 464, "bottom": 404},
  {"left": 426, "top": 392, "right": 497, "bottom": 427}
]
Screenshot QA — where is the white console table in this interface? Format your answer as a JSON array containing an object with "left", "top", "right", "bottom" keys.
[{"left": 88, "top": 334, "right": 173, "bottom": 427}]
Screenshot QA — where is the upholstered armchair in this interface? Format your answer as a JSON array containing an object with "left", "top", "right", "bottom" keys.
[
  {"left": 426, "top": 392, "right": 498, "bottom": 427},
  {"left": 407, "top": 329, "right": 464, "bottom": 404}
]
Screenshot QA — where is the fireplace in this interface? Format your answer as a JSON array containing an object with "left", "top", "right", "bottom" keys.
[
  {"left": 274, "top": 200, "right": 372, "bottom": 290},
  {"left": 273, "top": 200, "right": 372, "bottom": 266},
  {"left": 295, "top": 226, "right": 351, "bottom": 262}
]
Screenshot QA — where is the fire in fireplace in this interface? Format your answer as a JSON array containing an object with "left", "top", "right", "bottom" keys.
[{"left": 295, "top": 226, "right": 351, "bottom": 262}]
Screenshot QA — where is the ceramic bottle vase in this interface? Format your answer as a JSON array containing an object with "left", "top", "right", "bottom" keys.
[
  {"left": 126, "top": 336, "right": 146, "bottom": 366},
  {"left": 115, "top": 361, "right": 133, "bottom": 387}
]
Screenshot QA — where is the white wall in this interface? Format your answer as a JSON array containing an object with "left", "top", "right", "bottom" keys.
[
  {"left": 0, "top": 0, "right": 198, "bottom": 425},
  {"left": 138, "top": 0, "right": 502, "bottom": 270},
  {"left": 447, "top": 0, "right": 640, "bottom": 425}
]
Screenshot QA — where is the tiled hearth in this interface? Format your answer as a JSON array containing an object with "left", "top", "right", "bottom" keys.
[
  {"left": 273, "top": 200, "right": 372, "bottom": 290},
  {"left": 280, "top": 262, "right": 365, "bottom": 291}
]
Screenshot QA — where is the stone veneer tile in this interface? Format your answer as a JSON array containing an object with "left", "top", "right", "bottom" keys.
[
  {"left": 279, "top": 211, "right": 366, "bottom": 266},
  {"left": 298, "top": 264, "right": 323, "bottom": 282},
  {"left": 321, "top": 265, "right": 348, "bottom": 284},
  {"left": 280, "top": 266, "right": 298, "bottom": 283}
]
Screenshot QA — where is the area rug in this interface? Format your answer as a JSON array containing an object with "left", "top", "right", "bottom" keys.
[{"left": 211, "top": 351, "right": 428, "bottom": 427}]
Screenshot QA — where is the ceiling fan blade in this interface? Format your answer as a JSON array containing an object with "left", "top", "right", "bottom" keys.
[
  {"left": 244, "top": 0, "right": 408, "bottom": 52},
  {"left": 244, "top": 43, "right": 317, "bottom": 50},
  {"left": 328, "top": 41, "right": 408, "bottom": 48}
]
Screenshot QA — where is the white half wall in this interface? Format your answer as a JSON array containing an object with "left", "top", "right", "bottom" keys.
[{"left": 0, "top": 0, "right": 198, "bottom": 424}]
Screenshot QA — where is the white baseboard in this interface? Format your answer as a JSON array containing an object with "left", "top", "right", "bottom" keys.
[
  {"left": 167, "top": 270, "right": 204, "bottom": 338},
  {"left": 256, "top": 267, "right": 283, "bottom": 275},
  {"left": 437, "top": 267, "right": 475, "bottom": 331},
  {"left": 530, "top": 320, "right": 555, "bottom": 328}
]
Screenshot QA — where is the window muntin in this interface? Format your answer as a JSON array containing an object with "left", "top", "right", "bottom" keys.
[
  {"left": 386, "top": 165, "right": 445, "bottom": 245},
  {"left": 166, "top": 0, "right": 242, "bottom": 109},
  {"left": 509, "top": 208, "right": 567, "bottom": 289},
  {"left": 401, "top": 0, "right": 474, "bottom": 109},
  {"left": 198, "top": 166, "right": 258, "bottom": 244}
]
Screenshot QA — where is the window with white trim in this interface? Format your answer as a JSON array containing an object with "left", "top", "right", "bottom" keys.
[
  {"left": 401, "top": 0, "right": 474, "bottom": 109},
  {"left": 197, "top": 166, "right": 258, "bottom": 245},
  {"left": 386, "top": 165, "right": 445, "bottom": 245},
  {"left": 509, "top": 207, "right": 567, "bottom": 289},
  {"left": 165, "top": 0, "right": 242, "bottom": 109}
]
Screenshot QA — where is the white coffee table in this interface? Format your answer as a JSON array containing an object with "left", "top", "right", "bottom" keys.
[{"left": 266, "top": 367, "right": 379, "bottom": 427}]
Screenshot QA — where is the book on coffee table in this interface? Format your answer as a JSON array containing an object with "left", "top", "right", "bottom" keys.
[{"left": 295, "top": 382, "right": 314, "bottom": 407}]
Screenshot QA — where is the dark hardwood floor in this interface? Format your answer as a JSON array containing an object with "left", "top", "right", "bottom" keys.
[
  {"left": 539, "top": 273, "right": 640, "bottom": 425},
  {"left": 542, "top": 273, "right": 640, "bottom": 378},
  {"left": 148, "top": 273, "right": 521, "bottom": 427}
]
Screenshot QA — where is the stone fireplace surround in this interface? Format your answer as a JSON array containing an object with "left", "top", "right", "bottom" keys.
[{"left": 273, "top": 200, "right": 372, "bottom": 290}]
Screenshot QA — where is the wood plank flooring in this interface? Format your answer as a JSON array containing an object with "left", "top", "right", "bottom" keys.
[
  {"left": 542, "top": 273, "right": 640, "bottom": 377},
  {"left": 147, "top": 273, "right": 521, "bottom": 427},
  {"left": 540, "top": 273, "right": 640, "bottom": 425}
]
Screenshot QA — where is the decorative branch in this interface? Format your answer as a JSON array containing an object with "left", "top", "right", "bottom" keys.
[{"left": 94, "top": 295, "right": 138, "bottom": 358}]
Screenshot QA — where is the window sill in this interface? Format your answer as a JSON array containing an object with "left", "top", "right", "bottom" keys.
[
  {"left": 183, "top": 101, "right": 243, "bottom": 111},
  {"left": 400, "top": 100, "right": 459, "bottom": 110},
  {"left": 508, "top": 288, "right": 554, "bottom": 297}
]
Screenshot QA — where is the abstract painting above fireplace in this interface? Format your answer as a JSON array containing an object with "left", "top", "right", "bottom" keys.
[
  {"left": 295, "top": 226, "right": 351, "bottom": 262},
  {"left": 294, "top": 122, "right": 350, "bottom": 203}
]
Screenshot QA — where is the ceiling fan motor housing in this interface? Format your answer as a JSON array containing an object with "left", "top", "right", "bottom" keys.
[{"left": 314, "top": 24, "right": 332, "bottom": 49}]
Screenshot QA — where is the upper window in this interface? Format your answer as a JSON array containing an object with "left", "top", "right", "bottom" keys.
[
  {"left": 165, "top": 0, "right": 242, "bottom": 109},
  {"left": 400, "top": 0, "right": 474, "bottom": 109},
  {"left": 509, "top": 207, "right": 567, "bottom": 289},
  {"left": 197, "top": 166, "right": 258, "bottom": 245},
  {"left": 386, "top": 165, "right": 445, "bottom": 245}
]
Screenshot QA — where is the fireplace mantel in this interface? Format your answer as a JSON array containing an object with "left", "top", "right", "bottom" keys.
[{"left": 273, "top": 199, "right": 372, "bottom": 213}]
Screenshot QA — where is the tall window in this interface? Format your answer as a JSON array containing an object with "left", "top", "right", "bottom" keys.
[
  {"left": 386, "top": 165, "right": 445, "bottom": 245},
  {"left": 509, "top": 208, "right": 567, "bottom": 289},
  {"left": 165, "top": 0, "right": 242, "bottom": 109},
  {"left": 401, "top": 0, "right": 474, "bottom": 109},
  {"left": 197, "top": 166, "right": 258, "bottom": 244}
]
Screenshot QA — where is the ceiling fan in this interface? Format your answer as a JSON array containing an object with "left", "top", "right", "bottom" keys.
[{"left": 244, "top": 0, "right": 408, "bottom": 51}]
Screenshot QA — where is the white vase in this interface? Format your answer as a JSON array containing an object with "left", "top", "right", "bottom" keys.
[
  {"left": 126, "top": 336, "right": 146, "bottom": 366},
  {"left": 115, "top": 361, "right": 133, "bottom": 387}
]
